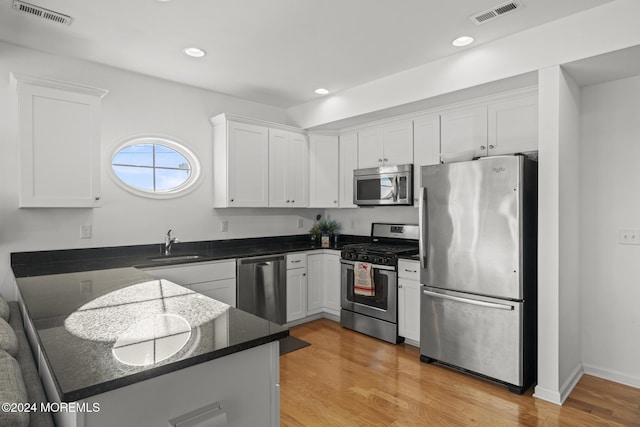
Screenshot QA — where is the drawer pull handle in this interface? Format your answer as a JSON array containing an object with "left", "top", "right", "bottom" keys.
[{"left": 405, "top": 269, "right": 417, "bottom": 273}]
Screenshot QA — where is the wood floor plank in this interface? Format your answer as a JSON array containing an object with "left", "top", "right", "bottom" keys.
[{"left": 280, "top": 319, "right": 640, "bottom": 426}]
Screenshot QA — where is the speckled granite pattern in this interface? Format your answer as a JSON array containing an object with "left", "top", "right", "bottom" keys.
[{"left": 16, "top": 268, "right": 288, "bottom": 402}]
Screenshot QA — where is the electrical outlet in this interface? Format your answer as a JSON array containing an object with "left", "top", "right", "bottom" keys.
[
  {"left": 80, "top": 224, "right": 92, "bottom": 239},
  {"left": 297, "top": 219, "right": 304, "bottom": 229},
  {"left": 221, "top": 220, "right": 228, "bottom": 232},
  {"left": 619, "top": 229, "right": 640, "bottom": 245}
]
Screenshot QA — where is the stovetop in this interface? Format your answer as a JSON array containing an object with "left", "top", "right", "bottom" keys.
[
  {"left": 340, "top": 223, "right": 419, "bottom": 266},
  {"left": 340, "top": 242, "right": 418, "bottom": 266}
]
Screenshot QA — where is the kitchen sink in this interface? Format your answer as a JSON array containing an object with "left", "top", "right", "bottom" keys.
[{"left": 148, "top": 254, "right": 206, "bottom": 262}]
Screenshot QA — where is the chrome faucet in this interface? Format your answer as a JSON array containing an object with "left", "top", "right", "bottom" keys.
[{"left": 164, "top": 229, "right": 180, "bottom": 255}]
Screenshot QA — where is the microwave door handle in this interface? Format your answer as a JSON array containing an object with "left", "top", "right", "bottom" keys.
[
  {"left": 419, "top": 187, "right": 428, "bottom": 269},
  {"left": 392, "top": 175, "right": 399, "bottom": 202}
]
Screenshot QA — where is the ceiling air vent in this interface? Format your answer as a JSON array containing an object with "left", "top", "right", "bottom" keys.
[
  {"left": 12, "top": 0, "right": 73, "bottom": 26},
  {"left": 470, "top": 0, "right": 523, "bottom": 25}
]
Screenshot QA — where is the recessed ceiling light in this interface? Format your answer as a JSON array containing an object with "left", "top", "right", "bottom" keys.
[
  {"left": 314, "top": 88, "right": 329, "bottom": 95},
  {"left": 183, "top": 47, "right": 206, "bottom": 58},
  {"left": 452, "top": 36, "right": 474, "bottom": 47}
]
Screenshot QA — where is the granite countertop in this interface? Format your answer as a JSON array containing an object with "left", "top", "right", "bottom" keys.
[
  {"left": 16, "top": 267, "right": 288, "bottom": 402},
  {"left": 11, "top": 234, "right": 361, "bottom": 278},
  {"left": 10, "top": 234, "right": 370, "bottom": 403}
]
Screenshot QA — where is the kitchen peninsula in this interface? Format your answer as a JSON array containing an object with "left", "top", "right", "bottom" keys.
[{"left": 14, "top": 263, "right": 287, "bottom": 427}]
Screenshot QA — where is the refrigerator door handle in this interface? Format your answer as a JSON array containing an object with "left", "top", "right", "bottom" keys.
[
  {"left": 422, "top": 290, "right": 515, "bottom": 311},
  {"left": 419, "top": 186, "right": 428, "bottom": 269}
]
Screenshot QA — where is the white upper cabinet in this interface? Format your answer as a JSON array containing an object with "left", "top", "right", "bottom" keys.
[
  {"left": 212, "top": 115, "right": 269, "bottom": 207},
  {"left": 440, "top": 105, "right": 488, "bottom": 159},
  {"left": 227, "top": 120, "right": 268, "bottom": 207},
  {"left": 338, "top": 133, "right": 358, "bottom": 208},
  {"left": 412, "top": 114, "right": 440, "bottom": 205},
  {"left": 12, "top": 73, "right": 107, "bottom": 208},
  {"left": 440, "top": 90, "right": 538, "bottom": 160},
  {"left": 357, "top": 120, "right": 413, "bottom": 168},
  {"left": 308, "top": 134, "right": 339, "bottom": 208},
  {"left": 487, "top": 93, "right": 538, "bottom": 155},
  {"left": 269, "top": 129, "right": 308, "bottom": 207}
]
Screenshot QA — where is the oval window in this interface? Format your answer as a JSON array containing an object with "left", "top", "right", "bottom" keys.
[{"left": 110, "top": 137, "right": 201, "bottom": 198}]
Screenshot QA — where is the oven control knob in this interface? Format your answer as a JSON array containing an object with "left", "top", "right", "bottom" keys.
[
  {"left": 380, "top": 257, "right": 388, "bottom": 265},
  {"left": 362, "top": 255, "right": 368, "bottom": 261}
]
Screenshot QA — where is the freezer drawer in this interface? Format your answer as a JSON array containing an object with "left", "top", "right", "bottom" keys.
[{"left": 420, "top": 286, "right": 523, "bottom": 387}]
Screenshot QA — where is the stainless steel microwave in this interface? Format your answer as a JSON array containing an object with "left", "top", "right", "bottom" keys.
[{"left": 353, "top": 164, "right": 413, "bottom": 206}]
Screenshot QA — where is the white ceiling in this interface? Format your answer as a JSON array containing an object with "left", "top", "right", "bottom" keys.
[{"left": 0, "top": 0, "right": 613, "bottom": 109}]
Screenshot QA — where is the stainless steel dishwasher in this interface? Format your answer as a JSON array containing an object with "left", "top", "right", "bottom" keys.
[{"left": 237, "top": 254, "right": 286, "bottom": 325}]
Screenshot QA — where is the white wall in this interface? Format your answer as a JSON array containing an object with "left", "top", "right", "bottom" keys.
[
  {"left": 557, "top": 69, "right": 582, "bottom": 397},
  {"left": 535, "top": 66, "right": 583, "bottom": 404},
  {"left": 580, "top": 74, "right": 640, "bottom": 388},
  {"left": 325, "top": 207, "right": 418, "bottom": 236},
  {"left": 288, "top": 0, "right": 640, "bottom": 130},
  {"left": 0, "top": 41, "right": 318, "bottom": 298}
]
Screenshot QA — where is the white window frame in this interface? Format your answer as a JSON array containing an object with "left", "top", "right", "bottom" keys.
[{"left": 108, "top": 135, "right": 202, "bottom": 199}]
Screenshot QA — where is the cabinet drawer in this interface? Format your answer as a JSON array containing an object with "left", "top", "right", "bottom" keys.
[
  {"left": 144, "top": 259, "right": 236, "bottom": 285},
  {"left": 191, "top": 278, "right": 236, "bottom": 307},
  {"left": 287, "top": 253, "right": 306, "bottom": 269},
  {"left": 398, "top": 259, "right": 419, "bottom": 281}
]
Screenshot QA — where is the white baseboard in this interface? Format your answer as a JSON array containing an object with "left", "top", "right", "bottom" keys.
[
  {"left": 583, "top": 363, "right": 640, "bottom": 389},
  {"left": 533, "top": 385, "right": 563, "bottom": 405},
  {"left": 559, "top": 364, "right": 584, "bottom": 403},
  {"left": 533, "top": 363, "right": 583, "bottom": 405}
]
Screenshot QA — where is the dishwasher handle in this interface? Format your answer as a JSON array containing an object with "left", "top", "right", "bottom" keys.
[{"left": 237, "top": 254, "right": 285, "bottom": 265}]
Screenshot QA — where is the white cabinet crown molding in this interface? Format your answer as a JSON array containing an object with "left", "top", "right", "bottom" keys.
[
  {"left": 10, "top": 72, "right": 108, "bottom": 98},
  {"left": 210, "top": 113, "right": 305, "bottom": 135},
  {"left": 337, "top": 85, "right": 538, "bottom": 135}
]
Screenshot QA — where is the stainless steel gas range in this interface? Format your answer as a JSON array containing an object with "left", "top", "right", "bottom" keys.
[{"left": 340, "top": 223, "right": 419, "bottom": 344}]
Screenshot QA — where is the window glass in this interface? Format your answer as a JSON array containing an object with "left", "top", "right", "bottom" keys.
[{"left": 110, "top": 137, "right": 200, "bottom": 197}]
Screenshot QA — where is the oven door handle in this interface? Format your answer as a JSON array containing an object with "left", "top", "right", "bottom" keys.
[{"left": 340, "top": 260, "right": 396, "bottom": 272}]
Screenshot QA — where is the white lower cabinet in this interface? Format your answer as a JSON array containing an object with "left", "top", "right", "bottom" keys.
[
  {"left": 306, "top": 250, "right": 341, "bottom": 318},
  {"left": 286, "top": 253, "right": 307, "bottom": 322},
  {"left": 142, "top": 260, "right": 237, "bottom": 307},
  {"left": 323, "top": 252, "right": 341, "bottom": 317},
  {"left": 398, "top": 259, "right": 420, "bottom": 344},
  {"left": 306, "top": 253, "right": 325, "bottom": 315}
]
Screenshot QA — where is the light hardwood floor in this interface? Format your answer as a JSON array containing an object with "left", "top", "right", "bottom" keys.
[{"left": 280, "top": 319, "right": 640, "bottom": 426}]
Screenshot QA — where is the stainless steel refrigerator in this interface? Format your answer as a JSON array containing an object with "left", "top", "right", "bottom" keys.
[{"left": 418, "top": 155, "right": 537, "bottom": 394}]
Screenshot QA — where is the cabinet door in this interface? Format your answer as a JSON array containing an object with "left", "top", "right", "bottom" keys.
[
  {"left": 13, "top": 74, "right": 106, "bottom": 208},
  {"left": 383, "top": 120, "right": 413, "bottom": 166},
  {"left": 339, "top": 133, "right": 358, "bottom": 208},
  {"left": 306, "top": 254, "right": 325, "bottom": 315},
  {"left": 357, "top": 127, "right": 384, "bottom": 168},
  {"left": 398, "top": 279, "right": 420, "bottom": 343},
  {"left": 228, "top": 121, "right": 269, "bottom": 207},
  {"left": 440, "top": 105, "right": 488, "bottom": 158},
  {"left": 191, "top": 278, "right": 237, "bottom": 307},
  {"left": 268, "top": 129, "right": 290, "bottom": 207},
  {"left": 413, "top": 114, "right": 440, "bottom": 205},
  {"left": 323, "top": 253, "right": 341, "bottom": 316},
  {"left": 488, "top": 93, "right": 538, "bottom": 156},
  {"left": 286, "top": 268, "right": 307, "bottom": 322},
  {"left": 289, "top": 132, "right": 309, "bottom": 207},
  {"left": 308, "top": 135, "right": 339, "bottom": 208}
]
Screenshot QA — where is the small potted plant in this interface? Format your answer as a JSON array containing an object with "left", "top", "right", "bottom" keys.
[{"left": 317, "top": 219, "right": 340, "bottom": 248}]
